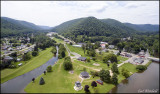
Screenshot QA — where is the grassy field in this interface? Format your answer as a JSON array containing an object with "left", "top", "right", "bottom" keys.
[
  {"left": 66, "top": 44, "right": 85, "bottom": 56},
  {"left": 24, "top": 57, "right": 138, "bottom": 93},
  {"left": 1, "top": 47, "right": 53, "bottom": 83},
  {"left": 24, "top": 38, "right": 138, "bottom": 93},
  {"left": 52, "top": 37, "right": 64, "bottom": 44},
  {"left": 117, "top": 56, "right": 128, "bottom": 64}
]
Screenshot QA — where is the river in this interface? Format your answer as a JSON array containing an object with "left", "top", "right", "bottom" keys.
[
  {"left": 109, "top": 62, "right": 159, "bottom": 93},
  {"left": 1, "top": 47, "right": 58, "bottom": 93}
]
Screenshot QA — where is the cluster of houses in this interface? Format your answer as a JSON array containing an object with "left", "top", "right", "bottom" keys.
[
  {"left": 121, "top": 37, "right": 131, "bottom": 41},
  {"left": 1, "top": 37, "right": 35, "bottom": 68}
]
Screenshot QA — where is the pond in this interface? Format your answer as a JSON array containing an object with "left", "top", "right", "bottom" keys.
[{"left": 109, "top": 62, "right": 159, "bottom": 93}]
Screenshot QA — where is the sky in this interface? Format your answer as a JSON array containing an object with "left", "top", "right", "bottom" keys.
[{"left": 1, "top": 1, "right": 159, "bottom": 27}]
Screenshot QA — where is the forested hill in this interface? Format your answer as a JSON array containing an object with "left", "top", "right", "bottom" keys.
[
  {"left": 100, "top": 19, "right": 138, "bottom": 33},
  {"left": 51, "top": 17, "right": 137, "bottom": 38},
  {"left": 1, "top": 17, "right": 51, "bottom": 37},
  {"left": 1, "top": 17, "right": 51, "bottom": 30},
  {"left": 124, "top": 23, "right": 159, "bottom": 32}
]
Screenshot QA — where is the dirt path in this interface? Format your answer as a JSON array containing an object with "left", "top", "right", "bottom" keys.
[{"left": 58, "top": 61, "right": 63, "bottom": 73}]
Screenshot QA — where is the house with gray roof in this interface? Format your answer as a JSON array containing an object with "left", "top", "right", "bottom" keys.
[
  {"left": 80, "top": 71, "right": 89, "bottom": 78},
  {"left": 77, "top": 57, "right": 86, "bottom": 61}
]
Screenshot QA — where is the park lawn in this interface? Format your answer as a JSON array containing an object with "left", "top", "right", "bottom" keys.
[
  {"left": 1, "top": 47, "right": 53, "bottom": 83},
  {"left": 24, "top": 58, "right": 116, "bottom": 93},
  {"left": 73, "top": 59, "right": 112, "bottom": 70},
  {"left": 66, "top": 44, "right": 85, "bottom": 56},
  {"left": 117, "top": 56, "right": 128, "bottom": 64},
  {"left": 53, "top": 37, "right": 64, "bottom": 44},
  {"left": 25, "top": 58, "right": 137, "bottom": 93},
  {"left": 119, "top": 63, "right": 138, "bottom": 74}
]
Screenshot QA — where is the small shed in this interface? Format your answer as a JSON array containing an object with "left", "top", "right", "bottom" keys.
[
  {"left": 96, "top": 80, "right": 103, "bottom": 85},
  {"left": 75, "top": 81, "right": 81, "bottom": 87},
  {"left": 80, "top": 71, "right": 89, "bottom": 78},
  {"left": 77, "top": 57, "right": 86, "bottom": 61},
  {"left": 18, "top": 63, "right": 23, "bottom": 66}
]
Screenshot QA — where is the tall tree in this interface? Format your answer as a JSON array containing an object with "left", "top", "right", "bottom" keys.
[
  {"left": 112, "top": 73, "right": 118, "bottom": 85},
  {"left": 111, "top": 63, "right": 119, "bottom": 74}
]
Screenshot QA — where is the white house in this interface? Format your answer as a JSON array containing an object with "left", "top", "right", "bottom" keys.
[{"left": 108, "top": 45, "right": 114, "bottom": 49}]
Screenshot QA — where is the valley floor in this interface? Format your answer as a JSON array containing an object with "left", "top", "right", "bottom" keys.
[{"left": 24, "top": 37, "right": 140, "bottom": 93}]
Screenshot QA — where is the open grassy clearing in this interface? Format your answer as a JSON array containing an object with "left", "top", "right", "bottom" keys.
[
  {"left": 117, "top": 55, "right": 128, "bottom": 64},
  {"left": 1, "top": 47, "right": 53, "bottom": 83},
  {"left": 52, "top": 37, "right": 64, "bottom": 44},
  {"left": 66, "top": 44, "right": 85, "bottom": 56},
  {"left": 24, "top": 57, "right": 138, "bottom": 93},
  {"left": 24, "top": 58, "right": 115, "bottom": 93}
]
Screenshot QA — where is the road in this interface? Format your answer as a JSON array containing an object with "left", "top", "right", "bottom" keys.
[{"left": 64, "top": 43, "right": 81, "bottom": 59}]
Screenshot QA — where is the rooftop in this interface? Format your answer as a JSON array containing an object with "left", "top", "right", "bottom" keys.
[{"left": 80, "top": 71, "right": 89, "bottom": 77}]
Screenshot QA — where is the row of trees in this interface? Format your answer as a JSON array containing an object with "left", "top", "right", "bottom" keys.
[{"left": 58, "top": 44, "right": 66, "bottom": 59}]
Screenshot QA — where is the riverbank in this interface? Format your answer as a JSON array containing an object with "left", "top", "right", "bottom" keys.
[
  {"left": 109, "top": 60, "right": 153, "bottom": 93},
  {"left": 1, "top": 47, "right": 53, "bottom": 83},
  {"left": 109, "top": 61, "right": 159, "bottom": 93}
]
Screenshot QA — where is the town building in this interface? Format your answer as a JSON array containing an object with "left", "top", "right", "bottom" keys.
[
  {"left": 96, "top": 80, "right": 103, "bottom": 85},
  {"left": 74, "top": 81, "right": 82, "bottom": 91},
  {"left": 80, "top": 71, "right": 90, "bottom": 78},
  {"left": 108, "top": 45, "right": 115, "bottom": 49},
  {"left": 77, "top": 57, "right": 86, "bottom": 61}
]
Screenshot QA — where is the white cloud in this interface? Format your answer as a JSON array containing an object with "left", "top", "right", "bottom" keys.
[{"left": 1, "top": 1, "right": 159, "bottom": 27}]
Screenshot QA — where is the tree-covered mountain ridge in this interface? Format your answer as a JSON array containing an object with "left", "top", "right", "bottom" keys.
[
  {"left": 51, "top": 16, "right": 159, "bottom": 38},
  {"left": 1, "top": 17, "right": 52, "bottom": 37}
]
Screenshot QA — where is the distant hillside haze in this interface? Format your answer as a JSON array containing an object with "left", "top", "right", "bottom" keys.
[
  {"left": 38, "top": 25, "right": 53, "bottom": 30},
  {"left": 1, "top": 17, "right": 53, "bottom": 37},
  {"left": 124, "top": 23, "right": 159, "bottom": 32},
  {"left": 1, "top": 17, "right": 53, "bottom": 30},
  {"left": 100, "top": 19, "right": 138, "bottom": 33}
]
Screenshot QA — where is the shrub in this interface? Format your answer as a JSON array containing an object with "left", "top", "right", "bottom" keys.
[
  {"left": 90, "top": 71, "right": 99, "bottom": 77},
  {"left": 136, "top": 65, "right": 147, "bottom": 72},
  {"left": 32, "top": 51, "right": 38, "bottom": 56},
  {"left": 121, "top": 68, "right": 130, "bottom": 78},
  {"left": 92, "top": 57, "right": 96, "bottom": 61},
  {"left": 112, "top": 73, "right": 118, "bottom": 85},
  {"left": 39, "top": 77, "right": 45, "bottom": 85},
  {"left": 46, "top": 65, "right": 52, "bottom": 72},
  {"left": 8, "top": 62, "right": 17, "bottom": 69},
  {"left": 91, "top": 81, "right": 97, "bottom": 88},
  {"left": 84, "top": 85, "right": 90, "bottom": 93},
  {"left": 86, "top": 57, "right": 90, "bottom": 62}
]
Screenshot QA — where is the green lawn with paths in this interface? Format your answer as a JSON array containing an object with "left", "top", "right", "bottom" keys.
[{"left": 24, "top": 58, "right": 138, "bottom": 93}]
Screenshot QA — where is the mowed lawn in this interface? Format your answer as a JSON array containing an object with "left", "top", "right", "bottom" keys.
[
  {"left": 66, "top": 44, "right": 85, "bottom": 56},
  {"left": 52, "top": 37, "right": 64, "bottom": 44},
  {"left": 1, "top": 47, "right": 53, "bottom": 83},
  {"left": 117, "top": 56, "right": 128, "bottom": 64},
  {"left": 24, "top": 58, "right": 138, "bottom": 93}
]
